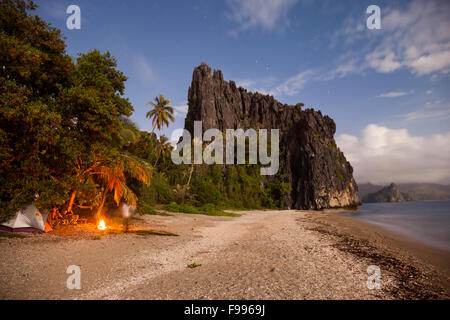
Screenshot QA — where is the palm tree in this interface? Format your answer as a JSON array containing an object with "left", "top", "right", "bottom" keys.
[
  {"left": 95, "top": 153, "right": 152, "bottom": 218},
  {"left": 154, "top": 135, "right": 171, "bottom": 166},
  {"left": 146, "top": 94, "right": 175, "bottom": 133}
]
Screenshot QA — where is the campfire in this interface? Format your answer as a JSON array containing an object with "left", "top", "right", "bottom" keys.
[{"left": 97, "top": 219, "right": 107, "bottom": 230}]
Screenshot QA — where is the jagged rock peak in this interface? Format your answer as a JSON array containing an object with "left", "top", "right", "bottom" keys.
[
  {"left": 364, "top": 183, "right": 411, "bottom": 203},
  {"left": 184, "top": 63, "right": 360, "bottom": 210}
]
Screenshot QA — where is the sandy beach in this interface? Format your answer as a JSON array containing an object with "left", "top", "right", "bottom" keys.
[{"left": 0, "top": 209, "right": 449, "bottom": 300}]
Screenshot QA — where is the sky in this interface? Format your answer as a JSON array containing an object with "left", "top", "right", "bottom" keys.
[{"left": 34, "top": 0, "right": 450, "bottom": 184}]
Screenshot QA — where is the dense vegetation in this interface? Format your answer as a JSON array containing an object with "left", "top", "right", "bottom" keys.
[{"left": 0, "top": 0, "right": 291, "bottom": 222}]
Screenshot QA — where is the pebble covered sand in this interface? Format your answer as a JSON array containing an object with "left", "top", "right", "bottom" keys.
[{"left": 0, "top": 210, "right": 448, "bottom": 299}]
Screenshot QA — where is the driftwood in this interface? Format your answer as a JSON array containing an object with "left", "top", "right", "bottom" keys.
[{"left": 49, "top": 208, "right": 86, "bottom": 227}]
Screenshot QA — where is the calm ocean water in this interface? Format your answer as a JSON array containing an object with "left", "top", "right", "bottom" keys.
[{"left": 348, "top": 200, "right": 450, "bottom": 252}]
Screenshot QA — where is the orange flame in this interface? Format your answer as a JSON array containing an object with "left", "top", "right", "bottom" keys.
[{"left": 97, "top": 219, "right": 106, "bottom": 230}]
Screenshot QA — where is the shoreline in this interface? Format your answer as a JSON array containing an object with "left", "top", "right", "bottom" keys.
[
  {"left": 329, "top": 208, "right": 450, "bottom": 267},
  {"left": 355, "top": 200, "right": 450, "bottom": 252},
  {"left": 304, "top": 209, "right": 450, "bottom": 298},
  {"left": 0, "top": 209, "right": 449, "bottom": 299}
]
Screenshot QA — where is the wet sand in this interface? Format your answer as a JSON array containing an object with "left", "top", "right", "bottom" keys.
[{"left": 0, "top": 209, "right": 448, "bottom": 300}]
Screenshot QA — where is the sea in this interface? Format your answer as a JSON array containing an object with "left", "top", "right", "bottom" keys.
[{"left": 348, "top": 200, "right": 450, "bottom": 252}]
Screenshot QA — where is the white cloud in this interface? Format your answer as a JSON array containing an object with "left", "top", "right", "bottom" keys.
[
  {"left": 133, "top": 55, "right": 155, "bottom": 82},
  {"left": 331, "top": 0, "right": 450, "bottom": 77},
  {"left": 272, "top": 70, "right": 315, "bottom": 96},
  {"left": 329, "top": 15, "right": 368, "bottom": 48},
  {"left": 374, "top": 1, "right": 450, "bottom": 75},
  {"left": 235, "top": 76, "right": 277, "bottom": 94},
  {"left": 234, "top": 70, "right": 313, "bottom": 97},
  {"left": 337, "top": 124, "right": 450, "bottom": 184},
  {"left": 173, "top": 104, "right": 189, "bottom": 117},
  {"left": 324, "top": 58, "right": 364, "bottom": 80},
  {"left": 365, "top": 51, "right": 401, "bottom": 73},
  {"left": 235, "top": 79, "right": 256, "bottom": 88},
  {"left": 226, "top": 0, "right": 298, "bottom": 33},
  {"left": 401, "top": 107, "right": 450, "bottom": 123},
  {"left": 396, "top": 100, "right": 450, "bottom": 122},
  {"left": 407, "top": 50, "right": 450, "bottom": 76},
  {"left": 376, "top": 90, "right": 414, "bottom": 98}
]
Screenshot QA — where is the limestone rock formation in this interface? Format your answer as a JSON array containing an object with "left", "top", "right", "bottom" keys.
[
  {"left": 364, "top": 183, "right": 412, "bottom": 203},
  {"left": 184, "top": 63, "right": 360, "bottom": 209}
]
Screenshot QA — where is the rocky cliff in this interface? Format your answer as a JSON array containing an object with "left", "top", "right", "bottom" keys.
[
  {"left": 184, "top": 63, "right": 359, "bottom": 209},
  {"left": 359, "top": 182, "right": 450, "bottom": 202},
  {"left": 363, "top": 183, "right": 411, "bottom": 203}
]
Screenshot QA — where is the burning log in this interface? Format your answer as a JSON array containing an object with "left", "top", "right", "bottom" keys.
[{"left": 97, "top": 219, "right": 106, "bottom": 230}]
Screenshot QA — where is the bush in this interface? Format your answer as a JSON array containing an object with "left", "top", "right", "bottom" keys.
[
  {"left": 136, "top": 200, "right": 159, "bottom": 215},
  {"left": 190, "top": 178, "right": 221, "bottom": 205},
  {"left": 139, "top": 172, "right": 175, "bottom": 205}
]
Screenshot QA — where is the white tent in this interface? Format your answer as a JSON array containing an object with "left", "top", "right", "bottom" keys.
[{"left": 0, "top": 204, "right": 50, "bottom": 232}]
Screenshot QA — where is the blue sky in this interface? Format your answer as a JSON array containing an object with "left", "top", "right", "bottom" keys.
[{"left": 35, "top": 0, "right": 450, "bottom": 184}]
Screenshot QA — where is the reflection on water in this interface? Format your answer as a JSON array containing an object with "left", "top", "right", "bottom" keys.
[{"left": 349, "top": 200, "right": 450, "bottom": 252}]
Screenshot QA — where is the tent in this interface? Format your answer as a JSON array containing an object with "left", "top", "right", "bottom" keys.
[{"left": 0, "top": 204, "right": 52, "bottom": 233}]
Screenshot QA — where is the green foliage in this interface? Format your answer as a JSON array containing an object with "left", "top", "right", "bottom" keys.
[
  {"left": 187, "top": 262, "right": 202, "bottom": 269},
  {"left": 120, "top": 128, "right": 137, "bottom": 145},
  {"left": 287, "top": 103, "right": 304, "bottom": 108},
  {"left": 0, "top": 1, "right": 145, "bottom": 221},
  {"left": 335, "top": 168, "right": 344, "bottom": 181},
  {"left": 191, "top": 178, "right": 221, "bottom": 205},
  {"left": 137, "top": 200, "right": 161, "bottom": 215},
  {"left": 0, "top": 1, "right": 297, "bottom": 221},
  {"left": 0, "top": 0, "right": 75, "bottom": 219},
  {"left": 339, "top": 154, "right": 347, "bottom": 165},
  {"left": 137, "top": 172, "right": 175, "bottom": 205}
]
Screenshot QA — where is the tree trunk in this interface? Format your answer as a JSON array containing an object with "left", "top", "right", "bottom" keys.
[
  {"left": 67, "top": 190, "right": 77, "bottom": 213},
  {"left": 182, "top": 163, "right": 194, "bottom": 203},
  {"left": 96, "top": 188, "right": 108, "bottom": 219},
  {"left": 186, "top": 163, "right": 194, "bottom": 188},
  {"left": 154, "top": 152, "right": 160, "bottom": 166}
]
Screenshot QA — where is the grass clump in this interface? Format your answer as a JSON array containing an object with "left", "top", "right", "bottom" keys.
[
  {"left": 163, "top": 203, "right": 240, "bottom": 217},
  {"left": 187, "top": 262, "right": 202, "bottom": 269},
  {"left": 137, "top": 201, "right": 171, "bottom": 216}
]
